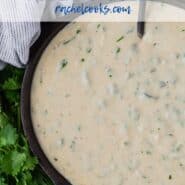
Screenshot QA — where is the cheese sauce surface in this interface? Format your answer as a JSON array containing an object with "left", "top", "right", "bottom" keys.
[{"left": 31, "top": 22, "right": 185, "bottom": 185}]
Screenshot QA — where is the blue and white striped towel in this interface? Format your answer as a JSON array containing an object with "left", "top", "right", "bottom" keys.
[{"left": 0, "top": 0, "right": 45, "bottom": 70}]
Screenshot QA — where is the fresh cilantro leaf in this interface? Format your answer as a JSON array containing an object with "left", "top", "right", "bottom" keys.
[
  {"left": 0, "top": 124, "right": 18, "bottom": 147},
  {"left": 16, "top": 171, "right": 33, "bottom": 185},
  {"left": 22, "top": 155, "right": 38, "bottom": 172},
  {"left": 0, "top": 150, "right": 26, "bottom": 176},
  {"left": 2, "top": 78, "right": 21, "bottom": 91},
  {"left": 0, "top": 66, "right": 24, "bottom": 89},
  {"left": 0, "top": 112, "right": 9, "bottom": 128},
  {"left": 0, "top": 177, "right": 6, "bottom": 185},
  {"left": 60, "top": 59, "right": 68, "bottom": 70},
  {"left": 0, "top": 65, "right": 54, "bottom": 185},
  {"left": 4, "top": 91, "right": 20, "bottom": 105}
]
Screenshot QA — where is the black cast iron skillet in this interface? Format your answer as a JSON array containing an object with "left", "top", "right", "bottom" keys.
[{"left": 21, "top": 1, "right": 185, "bottom": 185}]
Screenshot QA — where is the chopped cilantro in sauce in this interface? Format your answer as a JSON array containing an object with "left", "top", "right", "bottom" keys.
[
  {"left": 116, "top": 36, "right": 124, "bottom": 42},
  {"left": 60, "top": 59, "right": 68, "bottom": 70},
  {"left": 63, "top": 36, "right": 76, "bottom": 45},
  {"left": 116, "top": 47, "right": 121, "bottom": 54}
]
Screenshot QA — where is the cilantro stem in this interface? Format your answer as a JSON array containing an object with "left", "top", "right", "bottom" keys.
[{"left": 116, "top": 36, "right": 124, "bottom": 42}]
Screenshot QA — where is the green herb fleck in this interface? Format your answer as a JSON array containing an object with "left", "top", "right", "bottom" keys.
[
  {"left": 142, "top": 175, "right": 147, "bottom": 179},
  {"left": 168, "top": 175, "right": 172, "bottom": 180},
  {"left": 70, "top": 140, "right": 76, "bottom": 151},
  {"left": 63, "top": 36, "right": 75, "bottom": 45},
  {"left": 78, "top": 125, "right": 81, "bottom": 131},
  {"left": 146, "top": 151, "right": 152, "bottom": 155},
  {"left": 102, "top": 27, "right": 106, "bottom": 32},
  {"left": 86, "top": 48, "right": 92, "bottom": 53},
  {"left": 144, "top": 93, "right": 159, "bottom": 100},
  {"left": 39, "top": 75, "right": 43, "bottom": 84},
  {"left": 124, "top": 141, "right": 129, "bottom": 146},
  {"left": 60, "top": 59, "right": 68, "bottom": 70},
  {"left": 61, "top": 138, "right": 65, "bottom": 146},
  {"left": 159, "top": 81, "right": 167, "bottom": 88},
  {"left": 168, "top": 133, "right": 174, "bottom": 137},
  {"left": 176, "top": 144, "right": 183, "bottom": 152},
  {"left": 116, "top": 36, "right": 124, "bottom": 42},
  {"left": 179, "top": 163, "right": 183, "bottom": 167},
  {"left": 150, "top": 68, "right": 157, "bottom": 73},
  {"left": 175, "top": 53, "right": 180, "bottom": 59},
  {"left": 106, "top": 68, "right": 113, "bottom": 78},
  {"left": 107, "top": 68, "right": 113, "bottom": 78},
  {"left": 153, "top": 42, "right": 157, "bottom": 46},
  {"left": 76, "top": 29, "right": 81, "bottom": 34},
  {"left": 81, "top": 58, "right": 85, "bottom": 62},
  {"left": 97, "top": 24, "right": 101, "bottom": 29},
  {"left": 65, "top": 94, "right": 71, "bottom": 98},
  {"left": 116, "top": 47, "right": 121, "bottom": 54}
]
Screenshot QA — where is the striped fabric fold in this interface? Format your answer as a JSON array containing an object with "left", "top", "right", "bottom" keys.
[{"left": 0, "top": 0, "right": 45, "bottom": 69}]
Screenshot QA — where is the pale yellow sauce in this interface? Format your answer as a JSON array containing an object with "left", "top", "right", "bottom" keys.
[{"left": 31, "top": 22, "right": 185, "bottom": 185}]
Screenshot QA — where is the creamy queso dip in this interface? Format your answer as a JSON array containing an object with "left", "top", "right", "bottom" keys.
[{"left": 31, "top": 22, "right": 185, "bottom": 185}]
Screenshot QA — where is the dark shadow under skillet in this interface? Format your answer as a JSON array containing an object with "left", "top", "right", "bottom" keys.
[
  {"left": 21, "top": 1, "right": 185, "bottom": 185},
  {"left": 21, "top": 22, "right": 72, "bottom": 185}
]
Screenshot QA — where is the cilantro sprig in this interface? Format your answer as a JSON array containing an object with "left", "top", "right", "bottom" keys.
[{"left": 0, "top": 66, "right": 53, "bottom": 185}]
